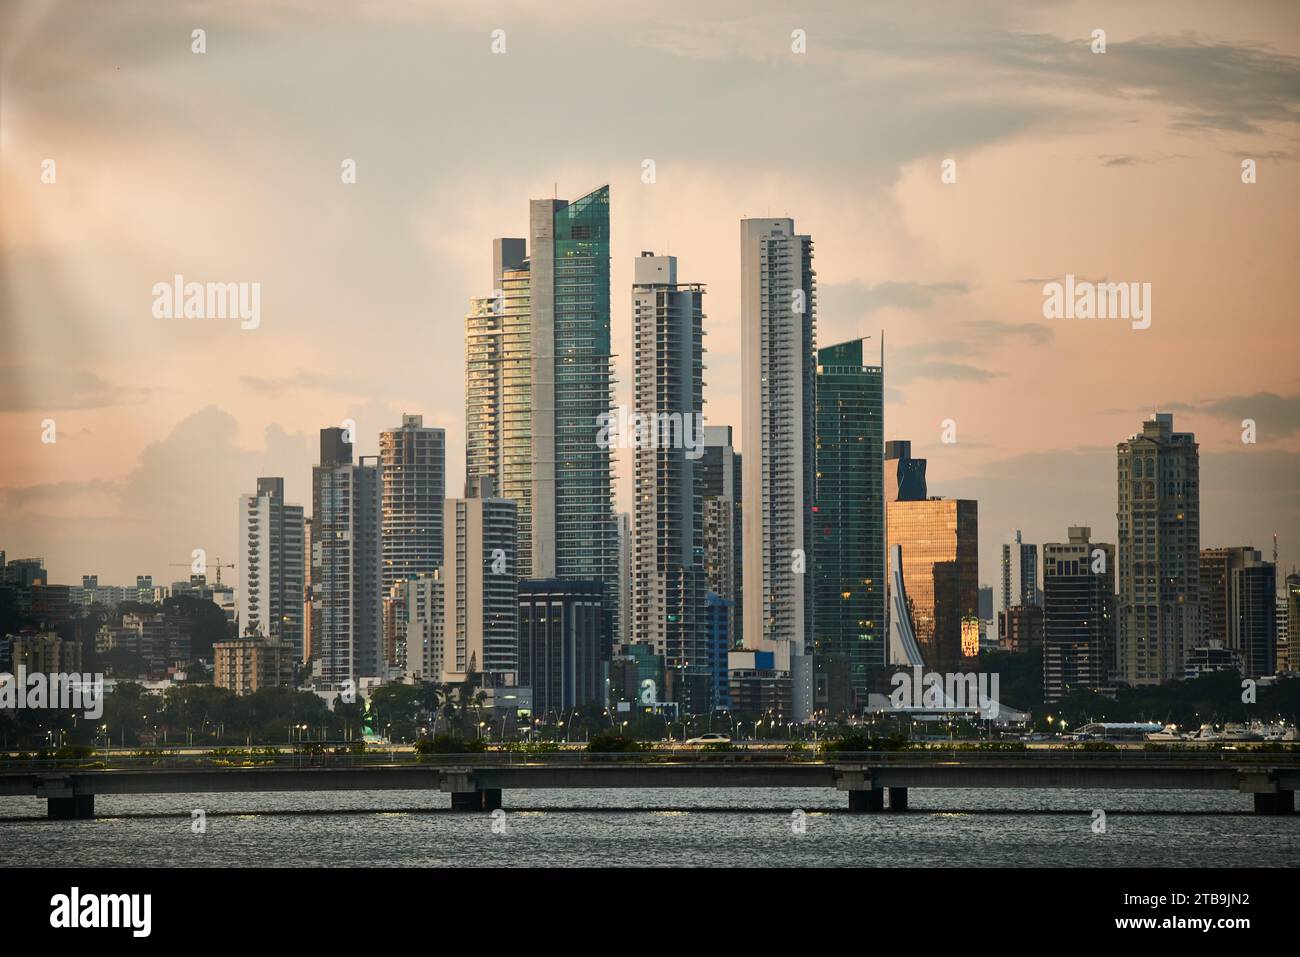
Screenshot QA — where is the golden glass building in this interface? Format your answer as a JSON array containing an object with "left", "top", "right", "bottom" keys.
[{"left": 886, "top": 498, "right": 979, "bottom": 673}]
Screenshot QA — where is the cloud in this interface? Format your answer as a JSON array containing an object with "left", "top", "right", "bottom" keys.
[
  {"left": 1164, "top": 392, "right": 1300, "bottom": 439},
  {"left": 0, "top": 407, "right": 313, "bottom": 584},
  {"left": 932, "top": 445, "right": 1300, "bottom": 586},
  {"left": 821, "top": 280, "right": 971, "bottom": 319},
  {"left": 0, "top": 364, "right": 149, "bottom": 412},
  {"left": 240, "top": 370, "right": 374, "bottom": 399}
]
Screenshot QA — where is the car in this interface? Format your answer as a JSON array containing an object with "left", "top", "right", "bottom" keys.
[{"left": 684, "top": 733, "right": 731, "bottom": 745}]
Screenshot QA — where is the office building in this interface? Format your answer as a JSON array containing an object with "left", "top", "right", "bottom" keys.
[
  {"left": 884, "top": 440, "right": 927, "bottom": 502},
  {"left": 466, "top": 189, "right": 618, "bottom": 638},
  {"left": 1234, "top": 553, "right": 1276, "bottom": 678},
  {"left": 518, "top": 579, "right": 604, "bottom": 716},
  {"left": 1042, "top": 527, "right": 1115, "bottom": 703},
  {"left": 813, "top": 337, "right": 885, "bottom": 703},
  {"left": 886, "top": 498, "right": 979, "bottom": 673}
]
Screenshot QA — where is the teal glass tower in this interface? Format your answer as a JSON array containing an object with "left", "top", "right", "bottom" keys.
[
  {"left": 528, "top": 186, "right": 618, "bottom": 642},
  {"left": 814, "top": 338, "right": 885, "bottom": 705}
]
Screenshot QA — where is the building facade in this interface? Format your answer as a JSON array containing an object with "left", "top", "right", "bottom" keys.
[
  {"left": 630, "top": 252, "right": 707, "bottom": 709},
  {"left": 885, "top": 498, "right": 979, "bottom": 673},
  {"left": 400, "top": 572, "right": 445, "bottom": 682},
  {"left": 701, "top": 425, "right": 742, "bottom": 649},
  {"left": 813, "top": 338, "right": 885, "bottom": 704},
  {"left": 1116, "top": 413, "right": 1200, "bottom": 686},
  {"left": 443, "top": 477, "right": 518, "bottom": 683},
  {"left": 310, "top": 427, "right": 383, "bottom": 689},
  {"left": 1042, "top": 527, "right": 1115, "bottom": 703},
  {"left": 998, "top": 530, "right": 1039, "bottom": 619},
  {"left": 380, "top": 414, "right": 445, "bottom": 587},
  {"left": 740, "top": 217, "right": 817, "bottom": 679},
  {"left": 1234, "top": 554, "right": 1276, "bottom": 678},
  {"left": 213, "top": 638, "right": 296, "bottom": 696},
  {"left": 238, "top": 477, "right": 306, "bottom": 658},
  {"left": 518, "top": 579, "right": 604, "bottom": 717},
  {"left": 884, "top": 440, "right": 927, "bottom": 502},
  {"left": 466, "top": 190, "right": 618, "bottom": 643}
]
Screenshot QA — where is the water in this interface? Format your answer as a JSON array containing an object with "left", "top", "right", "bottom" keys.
[{"left": 1, "top": 789, "right": 1295, "bottom": 867}]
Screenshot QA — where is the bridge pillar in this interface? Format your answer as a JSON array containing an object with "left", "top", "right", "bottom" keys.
[
  {"left": 481, "top": 788, "right": 503, "bottom": 812},
  {"left": 48, "top": 794, "right": 95, "bottom": 820},
  {"left": 450, "top": 791, "right": 483, "bottom": 812},
  {"left": 1254, "top": 790, "right": 1295, "bottom": 815},
  {"left": 888, "top": 787, "right": 909, "bottom": 812},
  {"left": 848, "top": 788, "right": 884, "bottom": 813}
]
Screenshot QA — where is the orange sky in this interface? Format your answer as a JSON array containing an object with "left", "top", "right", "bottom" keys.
[{"left": 2, "top": 0, "right": 1298, "bottom": 589}]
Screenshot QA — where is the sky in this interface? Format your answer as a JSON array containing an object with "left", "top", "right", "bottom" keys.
[{"left": 1, "top": 0, "right": 1298, "bottom": 592}]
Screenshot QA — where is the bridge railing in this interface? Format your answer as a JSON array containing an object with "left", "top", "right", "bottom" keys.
[{"left": 1, "top": 747, "right": 1298, "bottom": 773}]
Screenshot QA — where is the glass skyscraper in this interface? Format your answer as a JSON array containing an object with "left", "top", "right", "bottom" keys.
[
  {"left": 813, "top": 338, "right": 884, "bottom": 702},
  {"left": 467, "top": 188, "right": 618, "bottom": 646},
  {"left": 886, "top": 497, "right": 979, "bottom": 674}
]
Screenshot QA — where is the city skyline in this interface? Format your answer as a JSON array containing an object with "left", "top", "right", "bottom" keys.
[{"left": 3, "top": 1, "right": 1299, "bottom": 594}]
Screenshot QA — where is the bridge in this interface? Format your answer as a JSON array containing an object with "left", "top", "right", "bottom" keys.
[{"left": 1, "top": 750, "right": 1296, "bottom": 818}]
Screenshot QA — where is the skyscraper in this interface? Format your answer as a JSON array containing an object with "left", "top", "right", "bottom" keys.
[
  {"left": 1281, "top": 572, "right": 1300, "bottom": 673},
  {"left": 467, "top": 189, "right": 617, "bottom": 638},
  {"left": 443, "top": 476, "right": 518, "bottom": 683},
  {"left": 1116, "top": 413, "right": 1200, "bottom": 686},
  {"left": 238, "top": 476, "right": 305, "bottom": 658},
  {"left": 999, "top": 530, "right": 1039, "bottom": 618},
  {"left": 740, "top": 217, "right": 816, "bottom": 679},
  {"left": 886, "top": 498, "right": 979, "bottom": 673},
  {"left": 1234, "top": 552, "right": 1276, "bottom": 679},
  {"left": 466, "top": 238, "right": 531, "bottom": 574},
  {"left": 1043, "top": 527, "right": 1115, "bottom": 703},
  {"left": 884, "top": 440, "right": 927, "bottom": 502},
  {"left": 701, "top": 425, "right": 742, "bottom": 648},
  {"left": 1200, "top": 546, "right": 1254, "bottom": 658},
  {"left": 615, "top": 512, "right": 631, "bottom": 648},
  {"left": 518, "top": 579, "right": 604, "bottom": 716},
  {"left": 529, "top": 188, "right": 616, "bottom": 593},
  {"left": 813, "top": 338, "right": 885, "bottom": 703},
  {"left": 311, "top": 428, "right": 383, "bottom": 689},
  {"left": 630, "top": 251, "right": 708, "bottom": 709},
  {"left": 380, "top": 414, "right": 445, "bottom": 587}
]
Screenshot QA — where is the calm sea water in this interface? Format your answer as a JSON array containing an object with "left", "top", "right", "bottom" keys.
[{"left": 1, "top": 789, "right": 1296, "bottom": 867}]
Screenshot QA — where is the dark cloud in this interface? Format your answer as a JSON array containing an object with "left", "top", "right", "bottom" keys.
[
  {"left": 1164, "top": 392, "right": 1300, "bottom": 438},
  {"left": 931, "top": 445, "right": 1300, "bottom": 586}
]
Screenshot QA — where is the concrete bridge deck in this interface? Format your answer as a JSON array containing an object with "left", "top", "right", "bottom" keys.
[{"left": 1, "top": 751, "right": 1296, "bottom": 817}]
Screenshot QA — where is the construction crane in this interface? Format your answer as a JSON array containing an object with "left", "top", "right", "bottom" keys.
[{"left": 169, "top": 557, "right": 236, "bottom": 587}]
